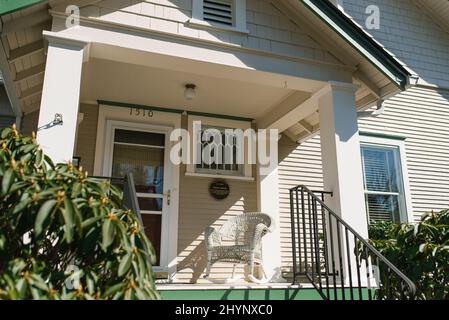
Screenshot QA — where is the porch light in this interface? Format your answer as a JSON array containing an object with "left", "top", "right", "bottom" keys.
[{"left": 184, "top": 84, "right": 196, "bottom": 100}]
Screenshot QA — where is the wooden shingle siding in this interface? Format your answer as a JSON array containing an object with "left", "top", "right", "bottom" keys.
[
  {"left": 77, "top": 0, "right": 342, "bottom": 65},
  {"left": 342, "top": 0, "right": 449, "bottom": 89},
  {"left": 278, "top": 86, "right": 449, "bottom": 275}
]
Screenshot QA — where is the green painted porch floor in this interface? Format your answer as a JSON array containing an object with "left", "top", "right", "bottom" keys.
[{"left": 158, "top": 284, "right": 372, "bottom": 300}]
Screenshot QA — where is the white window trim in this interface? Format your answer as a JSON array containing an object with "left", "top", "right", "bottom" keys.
[
  {"left": 360, "top": 134, "right": 414, "bottom": 223},
  {"left": 187, "top": 115, "right": 253, "bottom": 180},
  {"left": 190, "top": 0, "right": 249, "bottom": 34}
]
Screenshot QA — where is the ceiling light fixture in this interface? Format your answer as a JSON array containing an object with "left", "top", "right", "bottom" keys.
[{"left": 184, "top": 84, "right": 196, "bottom": 100}]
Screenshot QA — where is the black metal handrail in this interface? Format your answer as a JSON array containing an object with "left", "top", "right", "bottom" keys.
[{"left": 290, "top": 185, "right": 416, "bottom": 300}]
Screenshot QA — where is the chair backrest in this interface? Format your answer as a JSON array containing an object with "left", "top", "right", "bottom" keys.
[{"left": 219, "top": 212, "right": 272, "bottom": 244}]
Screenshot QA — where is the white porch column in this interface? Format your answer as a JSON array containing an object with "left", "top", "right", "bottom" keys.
[
  {"left": 318, "top": 81, "right": 368, "bottom": 237},
  {"left": 318, "top": 81, "right": 369, "bottom": 285},
  {"left": 37, "top": 33, "right": 88, "bottom": 164},
  {"left": 257, "top": 129, "right": 285, "bottom": 283}
]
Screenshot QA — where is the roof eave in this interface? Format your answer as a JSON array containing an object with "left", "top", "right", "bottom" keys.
[
  {"left": 300, "top": 0, "right": 411, "bottom": 92},
  {"left": 0, "top": 0, "right": 46, "bottom": 16}
]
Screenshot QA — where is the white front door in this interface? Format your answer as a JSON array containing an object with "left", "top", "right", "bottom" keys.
[{"left": 103, "top": 121, "right": 174, "bottom": 270}]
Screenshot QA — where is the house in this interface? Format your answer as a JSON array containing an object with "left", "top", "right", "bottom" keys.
[{"left": 0, "top": 0, "right": 448, "bottom": 300}]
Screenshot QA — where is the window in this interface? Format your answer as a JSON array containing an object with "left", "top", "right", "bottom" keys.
[
  {"left": 361, "top": 142, "right": 408, "bottom": 223},
  {"left": 186, "top": 115, "right": 253, "bottom": 180},
  {"left": 191, "top": 0, "right": 247, "bottom": 33},
  {"left": 195, "top": 125, "right": 244, "bottom": 176}
]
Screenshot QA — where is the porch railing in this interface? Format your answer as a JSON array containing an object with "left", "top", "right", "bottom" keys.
[{"left": 289, "top": 185, "right": 416, "bottom": 300}]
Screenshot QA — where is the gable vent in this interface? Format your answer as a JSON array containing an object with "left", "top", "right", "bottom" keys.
[{"left": 203, "top": 0, "right": 234, "bottom": 26}]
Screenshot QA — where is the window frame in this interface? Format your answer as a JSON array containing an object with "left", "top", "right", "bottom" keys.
[
  {"left": 190, "top": 0, "right": 248, "bottom": 34},
  {"left": 187, "top": 115, "right": 254, "bottom": 181},
  {"left": 359, "top": 134, "right": 413, "bottom": 224}
]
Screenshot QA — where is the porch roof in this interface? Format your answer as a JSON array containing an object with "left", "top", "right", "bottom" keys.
[
  {"left": 299, "top": 0, "right": 412, "bottom": 90},
  {"left": 0, "top": 0, "right": 414, "bottom": 122}
]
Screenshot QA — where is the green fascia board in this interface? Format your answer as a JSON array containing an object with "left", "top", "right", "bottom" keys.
[
  {"left": 0, "top": 0, "right": 45, "bottom": 16},
  {"left": 97, "top": 100, "right": 254, "bottom": 122},
  {"left": 300, "top": 0, "right": 411, "bottom": 90}
]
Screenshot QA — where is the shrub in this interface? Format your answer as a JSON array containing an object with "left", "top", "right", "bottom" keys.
[
  {"left": 0, "top": 126, "right": 159, "bottom": 300},
  {"left": 365, "top": 211, "right": 449, "bottom": 300}
]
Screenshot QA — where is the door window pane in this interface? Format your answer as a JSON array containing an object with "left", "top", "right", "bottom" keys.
[
  {"left": 141, "top": 214, "right": 162, "bottom": 266},
  {"left": 115, "top": 129, "right": 165, "bottom": 147},
  {"left": 112, "top": 144, "right": 164, "bottom": 194}
]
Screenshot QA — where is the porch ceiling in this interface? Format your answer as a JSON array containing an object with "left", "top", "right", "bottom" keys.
[
  {"left": 80, "top": 58, "right": 299, "bottom": 120},
  {"left": 0, "top": 1, "right": 51, "bottom": 116}
]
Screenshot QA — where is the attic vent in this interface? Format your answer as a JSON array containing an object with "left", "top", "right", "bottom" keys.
[{"left": 203, "top": 0, "right": 234, "bottom": 26}]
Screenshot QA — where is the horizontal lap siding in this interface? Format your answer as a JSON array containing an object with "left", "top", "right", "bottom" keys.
[
  {"left": 278, "top": 87, "right": 449, "bottom": 276},
  {"left": 278, "top": 135, "right": 323, "bottom": 277},
  {"left": 75, "top": 104, "right": 99, "bottom": 175},
  {"left": 359, "top": 87, "right": 449, "bottom": 220},
  {"left": 175, "top": 174, "right": 258, "bottom": 283}
]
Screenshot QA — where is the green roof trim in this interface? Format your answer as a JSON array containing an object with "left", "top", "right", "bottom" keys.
[
  {"left": 0, "top": 0, "right": 45, "bottom": 16},
  {"left": 97, "top": 100, "right": 254, "bottom": 122},
  {"left": 300, "top": 0, "right": 411, "bottom": 90}
]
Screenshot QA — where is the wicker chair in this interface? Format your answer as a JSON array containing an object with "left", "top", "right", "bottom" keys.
[{"left": 204, "top": 213, "right": 272, "bottom": 283}]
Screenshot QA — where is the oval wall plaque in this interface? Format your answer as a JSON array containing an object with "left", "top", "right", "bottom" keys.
[{"left": 209, "top": 180, "right": 230, "bottom": 200}]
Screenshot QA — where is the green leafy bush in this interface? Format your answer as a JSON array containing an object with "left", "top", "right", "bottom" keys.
[
  {"left": 366, "top": 211, "right": 449, "bottom": 300},
  {"left": 0, "top": 126, "right": 159, "bottom": 300}
]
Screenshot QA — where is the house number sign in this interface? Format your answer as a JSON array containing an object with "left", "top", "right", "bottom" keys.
[
  {"left": 129, "top": 108, "right": 154, "bottom": 118},
  {"left": 209, "top": 180, "right": 230, "bottom": 200}
]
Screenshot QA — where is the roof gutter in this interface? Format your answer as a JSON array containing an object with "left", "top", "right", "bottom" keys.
[{"left": 300, "top": 0, "right": 412, "bottom": 91}]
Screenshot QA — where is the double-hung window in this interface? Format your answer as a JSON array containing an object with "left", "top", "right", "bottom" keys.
[{"left": 360, "top": 137, "right": 410, "bottom": 223}]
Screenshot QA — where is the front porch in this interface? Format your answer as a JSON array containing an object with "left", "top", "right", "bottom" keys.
[{"left": 27, "top": 10, "right": 412, "bottom": 294}]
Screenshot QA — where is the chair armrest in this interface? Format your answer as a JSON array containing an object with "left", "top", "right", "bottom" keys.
[
  {"left": 250, "top": 223, "right": 270, "bottom": 250},
  {"left": 205, "top": 227, "right": 222, "bottom": 249}
]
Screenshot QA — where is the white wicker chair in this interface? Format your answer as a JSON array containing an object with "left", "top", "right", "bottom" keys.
[{"left": 204, "top": 213, "right": 272, "bottom": 283}]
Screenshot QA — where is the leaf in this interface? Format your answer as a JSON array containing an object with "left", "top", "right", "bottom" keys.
[
  {"left": 2, "top": 169, "right": 15, "bottom": 195},
  {"left": 102, "top": 283, "right": 125, "bottom": 298},
  {"left": 62, "top": 197, "right": 76, "bottom": 243},
  {"left": 35, "top": 149, "right": 44, "bottom": 168},
  {"left": 35, "top": 199, "right": 57, "bottom": 238},
  {"left": 81, "top": 216, "right": 102, "bottom": 230},
  {"left": 1, "top": 128, "right": 11, "bottom": 138},
  {"left": 118, "top": 254, "right": 132, "bottom": 277},
  {"left": 102, "top": 219, "right": 115, "bottom": 250}
]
